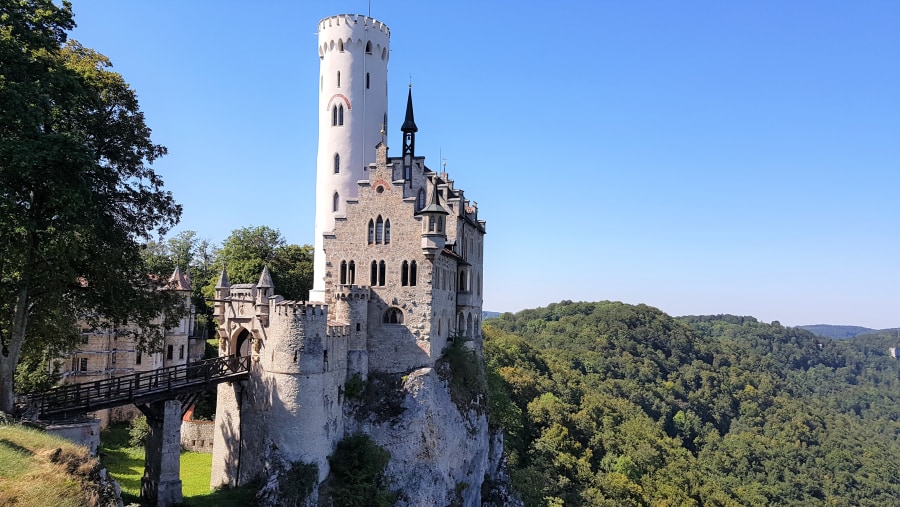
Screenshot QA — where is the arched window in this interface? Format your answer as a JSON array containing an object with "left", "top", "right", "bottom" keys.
[
  {"left": 459, "top": 270, "right": 467, "bottom": 292},
  {"left": 338, "top": 104, "right": 344, "bottom": 126},
  {"left": 338, "top": 39, "right": 344, "bottom": 52},
  {"left": 370, "top": 261, "right": 378, "bottom": 286},
  {"left": 367, "top": 219, "right": 374, "bottom": 244},
  {"left": 365, "top": 41, "right": 372, "bottom": 54},
  {"left": 381, "top": 47, "right": 387, "bottom": 59},
  {"left": 410, "top": 261, "right": 417, "bottom": 286},
  {"left": 428, "top": 216, "right": 436, "bottom": 232},
  {"left": 333, "top": 192, "right": 340, "bottom": 212},
  {"left": 375, "top": 216, "right": 384, "bottom": 244},
  {"left": 332, "top": 105, "right": 338, "bottom": 126},
  {"left": 401, "top": 261, "right": 408, "bottom": 286},
  {"left": 384, "top": 219, "right": 391, "bottom": 244},
  {"left": 417, "top": 188, "right": 425, "bottom": 212},
  {"left": 383, "top": 308, "right": 403, "bottom": 324},
  {"left": 437, "top": 217, "right": 444, "bottom": 233},
  {"left": 378, "top": 260, "right": 386, "bottom": 286},
  {"left": 337, "top": 70, "right": 341, "bottom": 88},
  {"left": 340, "top": 261, "right": 347, "bottom": 285},
  {"left": 334, "top": 153, "right": 340, "bottom": 173},
  {"left": 348, "top": 261, "right": 356, "bottom": 284}
]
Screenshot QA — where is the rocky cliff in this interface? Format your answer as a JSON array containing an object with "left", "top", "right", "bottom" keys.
[{"left": 340, "top": 366, "right": 519, "bottom": 506}]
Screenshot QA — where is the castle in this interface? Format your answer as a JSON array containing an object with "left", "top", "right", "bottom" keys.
[{"left": 209, "top": 14, "right": 486, "bottom": 486}]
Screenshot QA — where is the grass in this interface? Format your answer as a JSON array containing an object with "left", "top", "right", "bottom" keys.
[
  {"left": 0, "top": 424, "right": 100, "bottom": 507},
  {"left": 100, "top": 422, "right": 258, "bottom": 506}
]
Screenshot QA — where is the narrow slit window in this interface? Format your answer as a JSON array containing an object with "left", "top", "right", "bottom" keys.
[
  {"left": 333, "top": 192, "right": 340, "bottom": 212},
  {"left": 334, "top": 153, "right": 340, "bottom": 173},
  {"left": 368, "top": 219, "right": 375, "bottom": 244},
  {"left": 338, "top": 104, "right": 344, "bottom": 125},
  {"left": 371, "top": 260, "right": 378, "bottom": 286},
  {"left": 337, "top": 70, "right": 341, "bottom": 88},
  {"left": 410, "top": 261, "right": 417, "bottom": 286},
  {"left": 348, "top": 261, "right": 356, "bottom": 284},
  {"left": 401, "top": 261, "right": 408, "bottom": 286},
  {"left": 378, "top": 260, "right": 386, "bottom": 286},
  {"left": 340, "top": 261, "right": 347, "bottom": 285},
  {"left": 366, "top": 72, "right": 370, "bottom": 89}
]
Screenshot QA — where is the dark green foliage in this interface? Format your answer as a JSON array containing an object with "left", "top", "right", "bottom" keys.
[
  {"left": 127, "top": 415, "right": 149, "bottom": 447},
  {"left": 438, "top": 335, "right": 487, "bottom": 412},
  {"left": 343, "top": 373, "right": 366, "bottom": 400},
  {"left": 326, "top": 434, "right": 398, "bottom": 507},
  {"left": 281, "top": 461, "right": 318, "bottom": 506},
  {"left": 484, "top": 300, "right": 900, "bottom": 506}
]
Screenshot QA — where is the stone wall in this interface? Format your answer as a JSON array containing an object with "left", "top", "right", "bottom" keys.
[{"left": 181, "top": 420, "right": 215, "bottom": 453}]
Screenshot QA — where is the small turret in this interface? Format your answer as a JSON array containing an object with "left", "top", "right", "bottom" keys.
[
  {"left": 420, "top": 177, "right": 449, "bottom": 259},
  {"left": 168, "top": 266, "right": 191, "bottom": 292},
  {"left": 214, "top": 265, "right": 230, "bottom": 318},
  {"left": 257, "top": 265, "right": 273, "bottom": 323}
]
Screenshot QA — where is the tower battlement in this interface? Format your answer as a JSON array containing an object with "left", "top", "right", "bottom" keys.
[
  {"left": 318, "top": 14, "right": 390, "bottom": 38},
  {"left": 273, "top": 301, "right": 328, "bottom": 318}
]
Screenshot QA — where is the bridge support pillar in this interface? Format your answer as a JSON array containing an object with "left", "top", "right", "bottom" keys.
[{"left": 140, "top": 399, "right": 183, "bottom": 507}]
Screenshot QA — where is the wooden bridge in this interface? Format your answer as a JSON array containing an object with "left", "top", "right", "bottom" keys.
[
  {"left": 24, "top": 355, "right": 250, "bottom": 421},
  {"left": 21, "top": 354, "right": 250, "bottom": 506}
]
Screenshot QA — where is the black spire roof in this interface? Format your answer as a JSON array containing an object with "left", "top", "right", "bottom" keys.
[{"left": 401, "top": 87, "right": 418, "bottom": 133}]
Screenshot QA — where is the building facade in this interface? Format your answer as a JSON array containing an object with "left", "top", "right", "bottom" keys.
[
  {"left": 210, "top": 13, "right": 486, "bottom": 486},
  {"left": 59, "top": 267, "right": 202, "bottom": 425}
]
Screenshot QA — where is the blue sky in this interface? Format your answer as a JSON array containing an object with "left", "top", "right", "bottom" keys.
[{"left": 68, "top": 1, "right": 899, "bottom": 329}]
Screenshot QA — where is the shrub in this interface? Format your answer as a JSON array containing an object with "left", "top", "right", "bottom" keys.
[
  {"left": 327, "top": 434, "right": 397, "bottom": 507},
  {"left": 128, "top": 415, "right": 149, "bottom": 447}
]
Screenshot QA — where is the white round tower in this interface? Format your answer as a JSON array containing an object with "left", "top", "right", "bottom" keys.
[{"left": 311, "top": 14, "right": 390, "bottom": 302}]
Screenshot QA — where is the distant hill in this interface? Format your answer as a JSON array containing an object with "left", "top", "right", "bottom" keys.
[
  {"left": 482, "top": 311, "right": 501, "bottom": 320},
  {"left": 483, "top": 301, "right": 900, "bottom": 505},
  {"left": 800, "top": 324, "right": 876, "bottom": 339}
]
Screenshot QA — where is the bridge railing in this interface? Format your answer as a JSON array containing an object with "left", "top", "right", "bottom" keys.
[{"left": 25, "top": 354, "right": 250, "bottom": 419}]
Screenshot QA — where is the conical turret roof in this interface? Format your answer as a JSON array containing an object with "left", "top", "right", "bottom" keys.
[
  {"left": 215, "top": 265, "right": 230, "bottom": 289},
  {"left": 258, "top": 265, "right": 274, "bottom": 288},
  {"left": 169, "top": 266, "right": 191, "bottom": 291}
]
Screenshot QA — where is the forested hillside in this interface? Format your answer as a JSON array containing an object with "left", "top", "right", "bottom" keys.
[{"left": 483, "top": 301, "right": 900, "bottom": 506}]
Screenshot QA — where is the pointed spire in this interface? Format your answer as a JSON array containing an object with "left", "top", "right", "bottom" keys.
[
  {"left": 257, "top": 265, "right": 274, "bottom": 288},
  {"left": 215, "top": 264, "right": 230, "bottom": 289},
  {"left": 401, "top": 86, "right": 418, "bottom": 133}
]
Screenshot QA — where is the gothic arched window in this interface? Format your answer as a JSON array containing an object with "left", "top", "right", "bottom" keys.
[
  {"left": 338, "top": 104, "right": 344, "bottom": 126},
  {"left": 338, "top": 39, "right": 344, "bottom": 52},
  {"left": 333, "top": 192, "right": 339, "bottom": 212},
  {"left": 334, "top": 153, "right": 340, "bottom": 173},
  {"left": 383, "top": 308, "right": 403, "bottom": 324},
  {"left": 378, "top": 260, "right": 386, "bottom": 286},
  {"left": 367, "top": 219, "right": 374, "bottom": 244},
  {"left": 384, "top": 219, "right": 391, "bottom": 244},
  {"left": 348, "top": 261, "right": 356, "bottom": 284},
  {"left": 370, "top": 260, "right": 378, "bottom": 286},
  {"left": 332, "top": 105, "right": 338, "bottom": 126},
  {"left": 410, "top": 261, "right": 417, "bottom": 287},
  {"left": 340, "top": 261, "right": 347, "bottom": 285},
  {"left": 365, "top": 41, "right": 372, "bottom": 54},
  {"left": 375, "top": 216, "right": 384, "bottom": 244},
  {"left": 401, "top": 261, "right": 408, "bottom": 286},
  {"left": 417, "top": 188, "right": 425, "bottom": 211}
]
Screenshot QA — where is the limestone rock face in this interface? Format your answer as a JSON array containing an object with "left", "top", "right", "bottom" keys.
[{"left": 344, "top": 367, "right": 521, "bottom": 507}]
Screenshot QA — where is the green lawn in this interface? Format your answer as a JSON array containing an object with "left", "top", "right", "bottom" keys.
[{"left": 100, "top": 423, "right": 257, "bottom": 506}]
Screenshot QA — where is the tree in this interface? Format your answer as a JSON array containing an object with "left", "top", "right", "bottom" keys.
[
  {"left": 203, "top": 226, "right": 314, "bottom": 302},
  {"left": 0, "top": 0, "right": 182, "bottom": 413}
]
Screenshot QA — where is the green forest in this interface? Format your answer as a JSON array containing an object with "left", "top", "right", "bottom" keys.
[{"left": 482, "top": 301, "right": 900, "bottom": 506}]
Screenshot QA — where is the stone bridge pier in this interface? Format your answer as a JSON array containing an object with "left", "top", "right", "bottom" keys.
[{"left": 139, "top": 399, "right": 183, "bottom": 506}]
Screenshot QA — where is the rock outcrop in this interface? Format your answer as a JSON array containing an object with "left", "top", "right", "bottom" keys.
[{"left": 342, "top": 367, "right": 521, "bottom": 507}]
